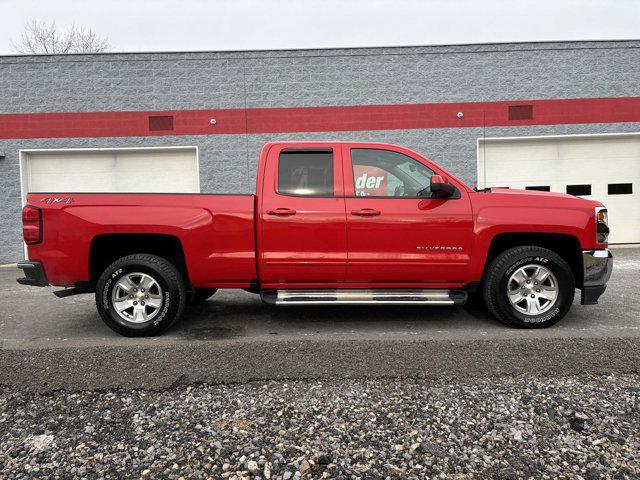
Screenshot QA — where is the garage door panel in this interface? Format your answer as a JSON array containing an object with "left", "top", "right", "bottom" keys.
[
  {"left": 487, "top": 141, "right": 558, "bottom": 161},
  {"left": 112, "top": 151, "right": 198, "bottom": 193},
  {"left": 480, "top": 135, "right": 639, "bottom": 244},
  {"left": 480, "top": 142, "right": 558, "bottom": 184},
  {"left": 29, "top": 171, "right": 117, "bottom": 192},
  {"left": 558, "top": 138, "right": 640, "bottom": 161},
  {"left": 23, "top": 148, "right": 199, "bottom": 195},
  {"left": 27, "top": 154, "right": 117, "bottom": 192}
]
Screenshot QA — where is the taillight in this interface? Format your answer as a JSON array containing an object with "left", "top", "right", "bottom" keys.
[
  {"left": 22, "top": 206, "right": 42, "bottom": 245},
  {"left": 595, "top": 206, "right": 609, "bottom": 244}
]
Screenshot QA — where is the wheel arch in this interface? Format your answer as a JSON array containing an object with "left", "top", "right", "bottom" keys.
[
  {"left": 482, "top": 232, "right": 583, "bottom": 287},
  {"left": 89, "top": 233, "right": 189, "bottom": 286}
]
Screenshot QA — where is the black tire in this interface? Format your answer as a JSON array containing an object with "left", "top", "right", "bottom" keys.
[
  {"left": 95, "top": 254, "right": 186, "bottom": 337},
  {"left": 483, "top": 246, "right": 575, "bottom": 328},
  {"left": 189, "top": 288, "right": 218, "bottom": 304}
]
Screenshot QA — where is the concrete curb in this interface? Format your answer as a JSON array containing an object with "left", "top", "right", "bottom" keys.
[{"left": 1, "top": 336, "right": 638, "bottom": 393}]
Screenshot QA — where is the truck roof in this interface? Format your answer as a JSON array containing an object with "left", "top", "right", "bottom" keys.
[{"left": 262, "top": 141, "right": 406, "bottom": 149}]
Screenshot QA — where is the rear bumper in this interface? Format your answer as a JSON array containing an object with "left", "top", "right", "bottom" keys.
[
  {"left": 581, "top": 249, "right": 613, "bottom": 305},
  {"left": 16, "top": 261, "right": 49, "bottom": 287}
]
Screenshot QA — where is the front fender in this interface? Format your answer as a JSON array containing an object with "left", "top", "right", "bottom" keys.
[{"left": 470, "top": 204, "right": 593, "bottom": 280}]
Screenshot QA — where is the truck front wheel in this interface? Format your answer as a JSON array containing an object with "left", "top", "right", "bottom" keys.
[
  {"left": 95, "top": 254, "right": 186, "bottom": 336},
  {"left": 483, "top": 246, "right": 575, "bottom": 328}
]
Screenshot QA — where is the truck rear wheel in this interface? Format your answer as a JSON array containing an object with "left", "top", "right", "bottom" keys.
[
  {"left": 95, "top": 254, "right": 186, "bottom": 337},
  {"left": 483, "top": 246, "right": 575, "bottom": 328}
]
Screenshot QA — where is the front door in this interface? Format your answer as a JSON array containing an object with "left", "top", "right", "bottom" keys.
[
  {"left": 259, "top": 144, "right": 347, "bottom": 285},
  {"left": 343, "top": 144, "right": 473, "bottom": 285}
]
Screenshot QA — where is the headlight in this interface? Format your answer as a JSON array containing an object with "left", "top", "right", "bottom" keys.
[{"left": 595, "top": 206, "right": 609, "bottom": 244}]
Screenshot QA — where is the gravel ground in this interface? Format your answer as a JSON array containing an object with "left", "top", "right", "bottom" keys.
[{"left": 1, "top": 375, "right": 638, "bottom": 479}]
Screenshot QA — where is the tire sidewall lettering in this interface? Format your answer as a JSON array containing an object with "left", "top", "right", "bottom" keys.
[
  {"left": 102, "top": 268, "right": 123, "bottom": 310},
  {"left": 153, "top": 291, "right": 171, "bottom": 326},
  {"left": 522, "top": 306, "right": 560, "bottom": 323},
  {"left": 505, "top": 256, "right": 550, "bottom": 277}
]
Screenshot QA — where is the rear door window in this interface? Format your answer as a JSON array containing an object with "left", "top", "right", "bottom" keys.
[{"left": 277, "top": 149, "right": 334, "bottom": 196}]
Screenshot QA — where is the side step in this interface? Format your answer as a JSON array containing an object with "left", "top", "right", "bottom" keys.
[{"left": 261, "top": 289, "right": 467, "bottom": 306}]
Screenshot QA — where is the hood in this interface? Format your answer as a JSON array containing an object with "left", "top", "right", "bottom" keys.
[{"left": 480, "top": 188, "right": 603, "bottom": 208}]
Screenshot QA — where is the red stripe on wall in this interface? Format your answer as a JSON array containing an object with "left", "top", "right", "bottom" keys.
[{"left": 1, "top": 97, "right": 639, "bottom": 140}]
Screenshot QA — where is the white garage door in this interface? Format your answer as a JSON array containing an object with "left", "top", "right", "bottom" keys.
[
  {"left": 478, "top": 134, "right": 640, "bottom": 244},
  {"left": 21, "top": 147, "right": 199, "bottom": 195}
]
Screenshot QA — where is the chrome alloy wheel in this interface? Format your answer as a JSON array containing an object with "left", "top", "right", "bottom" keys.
[
  {"left": 507, "top": 264, "right": 558, "bottom": 315},
  {"left": 111, "top": 272, "right": 163, "bottom": 323}
]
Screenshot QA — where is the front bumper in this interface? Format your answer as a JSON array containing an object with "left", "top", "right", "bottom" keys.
[
  {"left": 581, "top": 249, "right": 613, "bottom": 305},
  {"left": 16, "top": 261, "right": 49, "bottom": 287}
]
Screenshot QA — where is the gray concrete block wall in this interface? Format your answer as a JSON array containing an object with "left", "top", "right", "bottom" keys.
[
  {"left": 1, "top": 41, "right": 640, "bottom": 262},
  {"left": 243, "top": 47, "right": 640, "bottom": 108},
  {"left": 0, "top": 56, "right": 248, "bottom": 112},
  {"left": 2, "top": 41, "right": 639, "bottom": 114}
]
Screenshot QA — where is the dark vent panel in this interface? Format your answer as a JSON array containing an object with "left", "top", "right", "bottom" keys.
[
  {"left": 509, "top": 105, "right": 533, "bottom": 120},
  {"left": 566, "top": 184, "right": 591, "bottom": 196},
  {"left": 608, "top": 183, "right": 632, "bottom": 195},
  {"left": 149, "top": 115, "right": 174, "bottom": 131}
]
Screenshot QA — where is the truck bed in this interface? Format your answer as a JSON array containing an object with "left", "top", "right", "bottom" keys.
[{"left": 25, "top": 193, "right": 257, "bottom": 288}]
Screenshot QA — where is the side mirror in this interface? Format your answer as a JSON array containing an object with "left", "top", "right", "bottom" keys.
[{"left": 430, "top": 174, "right": 456, "bottom": 198}]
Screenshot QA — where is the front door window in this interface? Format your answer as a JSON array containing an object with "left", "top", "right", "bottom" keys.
[{"left": 351, "top": 149, "right": 435, "bottom": 198}]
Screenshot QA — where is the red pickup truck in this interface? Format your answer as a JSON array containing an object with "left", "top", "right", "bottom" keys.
[{"left": 18, "top": 142, "right": 613, "bottom": 336}]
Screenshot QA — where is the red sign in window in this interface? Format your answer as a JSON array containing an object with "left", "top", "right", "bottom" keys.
[{"left": 354, "top": 166, "right": 388, "bottom": 196}]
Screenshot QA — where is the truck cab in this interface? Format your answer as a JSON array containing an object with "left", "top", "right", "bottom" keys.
[{"left": 256, "top": 142, "right": 473, "bottom": 288}]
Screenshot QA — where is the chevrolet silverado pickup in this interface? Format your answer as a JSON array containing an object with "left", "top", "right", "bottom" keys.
[{"left": 17, "top": 142, "right": 613, "bottom": 336}]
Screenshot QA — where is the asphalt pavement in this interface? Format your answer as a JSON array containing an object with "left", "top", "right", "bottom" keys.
[{"left": 1, "top": 247, "right": 639, "bottom": 392}]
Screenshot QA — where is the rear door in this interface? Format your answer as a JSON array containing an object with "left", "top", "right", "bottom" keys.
[
  {"left": 258, "top": 144, "right": 347, "bottom": 285},
  {"left": 342, "top": 144, "right": 473, "bottom": 285}
]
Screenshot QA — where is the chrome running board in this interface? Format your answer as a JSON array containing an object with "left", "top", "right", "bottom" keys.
[{"left": 261, "top": 289, "right": 467, "bottom": 306}]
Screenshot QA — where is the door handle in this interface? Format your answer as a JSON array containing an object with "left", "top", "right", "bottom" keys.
[
  {"left": 351, "top": 208, "right": 381, "bottom": 216},
  {"left": 266, "top": 208, "right": 297, "bottom": 216}
]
